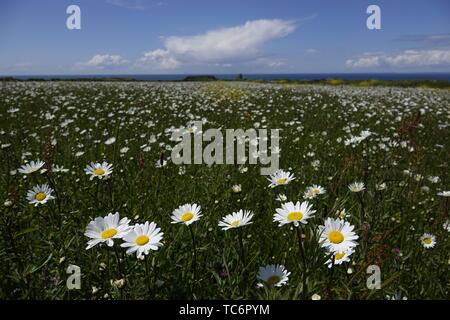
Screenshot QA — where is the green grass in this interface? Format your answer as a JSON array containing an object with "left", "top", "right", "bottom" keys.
[{"left": 0, "top": 81, "right": 449, "bottom": 300}]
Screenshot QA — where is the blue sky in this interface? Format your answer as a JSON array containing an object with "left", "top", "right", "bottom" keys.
[{"left": 1, "top": 0, "right": 449, "bottom": 75}]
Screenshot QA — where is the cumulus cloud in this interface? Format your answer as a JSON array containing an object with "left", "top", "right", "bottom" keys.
[
  {"left": 78, "top": 54, "right": 129, "bottom": 69},
  {"left": 139, "top": 19, "right": 296, "bottom": 69},
  {"left": 346, "top": 49, "right": 450, "bottom": 68},
  {"left": 141, "top": 49, "right": 180, "bottom": 69}
]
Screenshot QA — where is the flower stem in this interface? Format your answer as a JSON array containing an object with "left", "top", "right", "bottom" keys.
[
  {"left": 238, "top": 228, "right": 248, "bottom": 289},
  {"left": 144, "top": 255, "right": 152, "bottom": 297},
  {"left": 238, "top": 228, "right": 246, "bottom": 267},
  {"left": 45, "top": 172, "right": 62, "bottom": 224},
  {"left": 327, "top": 255, "right": 336, "bottom": 300},
  {"left": 295, "top": 226, "right": 308, "bottom": 298},
  {"left": 357, "top": 192, "right": 368, "bottom": 254},
  {"left": 188, "top": 224, "right": 197, "bottom": 283}
]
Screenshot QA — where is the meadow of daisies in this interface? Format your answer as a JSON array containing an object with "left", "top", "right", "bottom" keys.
[{"left": 0, "top": 80, "right": 449, "bottom": 300}]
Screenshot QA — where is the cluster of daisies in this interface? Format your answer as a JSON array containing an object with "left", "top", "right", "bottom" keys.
[
  {"left": 20, "top": 160, "right": 114, "bottom": 207},
  {"left": 19, "top": 160, "right": 449, "bottom": 288},
  {"left": 85, "top": 212, "right": 163, "bottom": 259},
  {"left": 84, "top": 204, "right": 255, "bottom": 260},
  {"left": 84, "top": 189, "right": 361, "bottom": 288},
  {"left": 20, "top": 160, "right": 56, "bottom": 207}
]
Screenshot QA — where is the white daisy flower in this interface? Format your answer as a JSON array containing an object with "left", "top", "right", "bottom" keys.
[
  {"left": 324, "top": 248, "right": 354, "bottom": 268},
  {"left": 120, "top": 221, "right": 164, "bottom": 258},
  {"left": 171, "top": 203, "right": 202, "bottom": 226},
  {"left": 84, "top": 162, "right": 113, "bottom": 180},
  {"left": 336, "top": 208, "right": 350, "bottom": 219},
  {"left": 84, "top": 212, "right": 131, "bottom": 250},
  {"left": 276, "top": 193, "right": 287, "bottom": 202},
  {"left": 257, "top": 264, "right": 291, "bottom": 288},
  {"left": 303, "top": 190, "right": 315, "bottom": 200},
  {"left": 267, "top": 170, "right": 295, "bottom": 188},
  {"left": 443, "top": 219, "right": 450, "bottom": 232},
  {"left": 348, "top": 181, "right": 365, "bottom": 193},
  {"left": 420, "top": 233, "right": 436, "bottom": 249},
  {"left": 218, "top": 209, "right": 254, "bottom": 230},
  {"left": 375, "top": 182, "right": 387, "bottom": 191},
  {"left": 104, "top": 137, "right": 116, "bottom": 145},
  {"left": 155, "top": 159, "right": 168, "bottom": 168},
  {"left": 186, "top": 123, "right": 198, "bottom": 134},
  {"left": 52, "top": 164, "right": 69, "bottom": 173},
  {"left": 18, "top": 160, "right": 45, "bottom": 174},
  {"left": 27, "top": 184, "right": 55, "bottom": 206},
  {"left": 273, "top": 201, "right": 316, "bottom": 227},
  {"left": 437, "top": 191, "right": 450, "bottom": 197},
  {"left": 305, "top": 185, "right": 326, "bottom": 198},
  {"left": 318, "top": 218, "right": 359, "bottom": 253},
  {"left": 231, "top": 184, "right": 242, "bottom": 193}
]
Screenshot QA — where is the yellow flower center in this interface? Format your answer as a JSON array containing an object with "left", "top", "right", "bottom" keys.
[
  {"left": 101, "top": 228, "right": 117, "bottom": 239},
  {"left": 94, "top": 168, "right": 105, "bottom": 176},
  {"left": 423, "top": 238, "right": 432, "bottom": 245},
  {"left": 328, "top": 231, "right": 344, "bottom": 244},
  {"left": 181, "top": 212, "right": 194, "bottom": 222},
  {"left": 287, "top": 211, "right": 303, "bottom": 221},
  {"left": 335, "top": 252, "right": 345, "bottom": 260},
  {"left": 276, "top": 178, "right": 287, "bottom": 185},
  {"left": 267, "top": 275, "right": 281, "bottom": 285},
  {"left": 35, "top": 192, "right": 46, "bottom": 201},
  {"left": 188, "top": 128, "right": 194, "bottom": 133},
  {"left": 313, "top": 188, "right": 320, "bottom": 194},
  {"left": 231, "top": 220, "right": 240, "bottom": 227},
  {"left": 136, "top": 235, "right": 150, "bottom": 246}
]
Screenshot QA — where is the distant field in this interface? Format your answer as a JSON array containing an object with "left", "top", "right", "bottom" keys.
[{"left": 0, "top": 81, "right": 449, "bottom": 299}]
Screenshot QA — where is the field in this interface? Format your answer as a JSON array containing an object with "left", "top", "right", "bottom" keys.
[{"left": 0, "top": 81, "right": 449, "bottom": 300}]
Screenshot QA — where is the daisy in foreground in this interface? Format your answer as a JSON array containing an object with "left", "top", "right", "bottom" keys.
[
  {"left": 218, "top": 209, "right": 254, "bottom": 230},
  {"left": 318, "top": 218, "right": 359, "bottom": 253},
  {"left": 268, "top": 170, "right": 295, "bottom": 188},
  {"left": 257, "top": 264, "right": 291, "bottom": 288},
  {"left": 85, "top": 212, "right": 131, "bottom": 249},
  {"left": 120, "top": 222, "right": 164, "bottom": 258},
  {"left": 420, "top": 233, "right": 436, "bottom": 249},
  {"left": 19, "top": 160, "right": 45, "bottom": 174},
  {"left": 273, "top": 201, "right": 315, "bottom": 227},
  {"left": 348, "top": 181, "right": 365, "bottom": 193},
  {"left": 171, "top": 203, "right": 202, "bottom": 225},
  {"left": 325, "top": 248, "right": 354, "bottom": 268},
  {"left": 27, "top": 184, "right": 55, "bottom": 206},
  {"left": 84, "top": 162, "right": 113, "bottom": 180}
]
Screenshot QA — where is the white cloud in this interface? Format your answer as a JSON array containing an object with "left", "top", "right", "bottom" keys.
[
  {"left": 346, "top": 49, "right": 450, "bottom": 68},
  {"left": 252, "top": 57, "right": 287, "bottom": 68},
  {"left": 140, "top": 19, "right": 296, "bottom": 69},
  {"left": 106, "top": 0, "right": 144, "bottom": 10},
  {"left": 141, "top": 49, "right": 180, "bottom": 69},
  {"left": 78, "top": 54, "right": 129, "bottom": 69}
]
